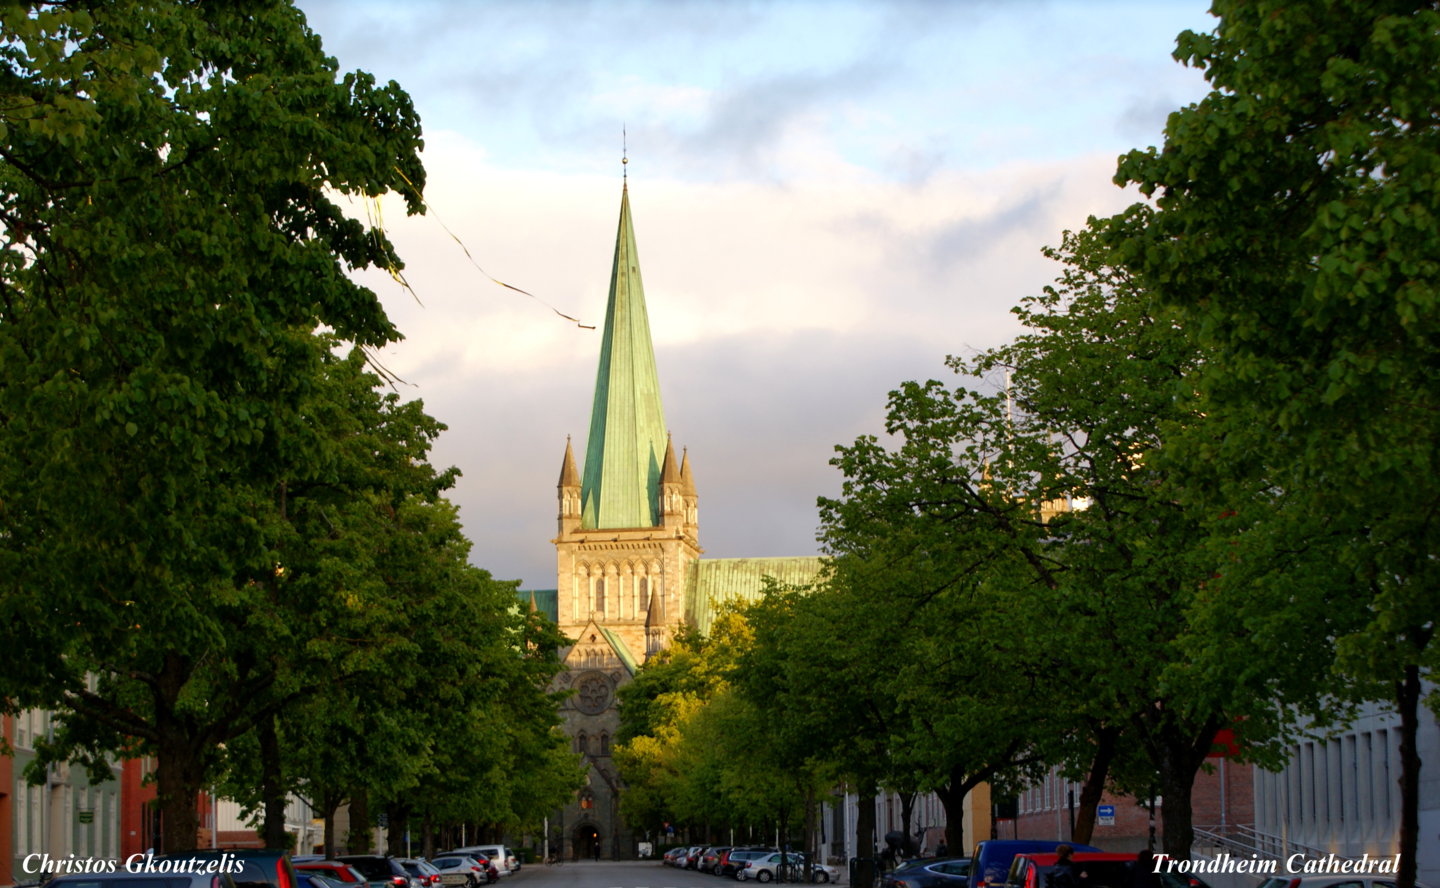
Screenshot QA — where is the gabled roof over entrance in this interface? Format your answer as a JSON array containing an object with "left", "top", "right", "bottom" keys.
[{"left": 561, "top": 617, "right": 640, "bottom": 677}]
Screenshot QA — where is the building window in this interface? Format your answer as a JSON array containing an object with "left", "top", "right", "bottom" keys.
[
  {"left": 577, "top": 732, "right": 588, "bottom": 754},
  {"left": 579, "top": 789, "right": 594, "bottom": 810},
  {"left": 600, "top": 732, "right": 610, "bottom": 755},
  {"left": 638, "top": 577, "right": 648, "bottom": 615},
  {"left": 595, "top": 578, "right": 606, "bottom": 616}
]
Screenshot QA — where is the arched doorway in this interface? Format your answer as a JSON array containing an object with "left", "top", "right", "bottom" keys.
[{"left": 573, "top": 823, "right": 601, "bottom": 861}]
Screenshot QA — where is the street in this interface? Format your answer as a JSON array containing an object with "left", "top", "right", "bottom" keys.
[{"left": 505, "top": 861, "right": 842, "bottom": 888}]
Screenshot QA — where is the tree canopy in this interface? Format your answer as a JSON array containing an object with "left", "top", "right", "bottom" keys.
[
  {"left": 0, "top": 0, "right": 579, "bottom": 854},
  {"left": 1109, "top": 2, "right": 1440, "bottom": 878}
]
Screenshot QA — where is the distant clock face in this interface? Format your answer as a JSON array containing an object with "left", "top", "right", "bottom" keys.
[{"left": 575, "top": 671, "right": 613, "bottom": 714}]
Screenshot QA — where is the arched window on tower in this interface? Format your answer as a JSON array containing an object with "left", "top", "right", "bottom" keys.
[
  {"left": 577, "top": 732, "right": 588, "bottom": 754},
  {"left": 595, "top": 578, "right": 606, "bottom": 616},
  {"left": 600, "top": 732, "right": 610, "bottom": 755},
  {"left": 579, "top": 789, "right": 594, "bottom": 810},
  {"left": 638, "top": 577, "right": 649, "bottom": 615}
]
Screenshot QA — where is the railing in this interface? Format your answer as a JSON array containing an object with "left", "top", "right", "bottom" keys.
[{"left": 1192, "top": 824, "right": 1332, "bottom": 860}]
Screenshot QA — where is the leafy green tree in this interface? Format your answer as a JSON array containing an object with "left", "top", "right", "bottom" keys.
[
  {"left": 819, "top": 224, "right": 1341, "bottom": 857},
  {"left": 615, "top": 626, "right": 725, "bottom": 837},
  {"left": 615, "top": 615, "right": 809, "bottom": 844},
  {"left": 1110, "top": 2, "right": 1440, "bottom": 878},
  {"left": 0, "top": 0, "right": 425, "bottom": 851}
]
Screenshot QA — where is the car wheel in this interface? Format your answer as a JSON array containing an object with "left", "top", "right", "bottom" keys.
[
  {"left": 814, "top": 873, "right": 830, "bottom": 884},
  {"left": 757, "top": 872, "right": 773, "bottom": 884}
]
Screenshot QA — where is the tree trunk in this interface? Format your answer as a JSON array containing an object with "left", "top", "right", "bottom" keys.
[
  {"left": 155, "top": 727, "right": 205, "bottom": 853},
  {"left": 259, "top": 713, "right": 289, "bottom": 849},
  {"left": 348, "top": 788, "right": 372, "bottom": 853},
  {"left": 1155, "top": 723, "right": 1216, "bottom": 861},
  {"left": 934, "top": 784, "right": 963, "bottom": 861},
  {"left": 855, "top": 781, "right": 877, "bottom": 888},
  {"left": 321, "top": 791, "right": 344, "bottom": 857},
  {"left": 1395, "top": 664, "right": 1421, "bottom": 888},
  {"left": 936, "top": 763, "right": 988, "bottom": 862},
  {"left": 1156, "top": 754, "right": 1193, "bottom": 860},
  {"left": 386, "top": 802, "right": 408, "bottom": 856},
  {"left": 898, "top": 791, "right": 916, "bottom": 856},
  {"left": 803, "top": 785, "right": 817, "bottom": 881},
  {"left": 1071, "top": 725, "right": 1120, "bottom": 845}
]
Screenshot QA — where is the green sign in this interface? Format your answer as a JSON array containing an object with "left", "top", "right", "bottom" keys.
[{"left": 78, "top": 809, "right": 94, "bottom": 824}]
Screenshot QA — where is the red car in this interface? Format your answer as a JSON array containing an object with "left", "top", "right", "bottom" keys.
[{"left": 1007, "top": 853, "right": 1212, "bottom": 888}]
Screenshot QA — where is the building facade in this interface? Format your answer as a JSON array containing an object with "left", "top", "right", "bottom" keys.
[
  {"left": 2, "top": 709, "right": 123, "bottom": 886},
  {"left": 1008, "top": 699, "right": 1439, "bottom": 884}
]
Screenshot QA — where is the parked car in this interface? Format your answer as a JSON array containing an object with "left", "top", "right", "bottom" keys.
[
  {"left": 397, "top": 860, "right": 441, "bottom": 888},
  {"left": 701, "top": 848, "right": 733, "bottom": 875},
  {"left": 446, "top": 848, "right": 513, "bottom": 878},
  {"left": 717, "top": 848, "right": 763, "bottom": 877},
  {"left": 723, "top": 850, "right": 777, "bottom": 878},
  {"left": 1008, "top": 852, "right": 1216, "bottom": 888},
  {"left": 430, "top": 855, "right": 497, "bottom": 886},
  {"left": 48, "top": 869, "right": 238, "bottom": 888},
  {"left": 1152, "top": 857, "right": 1214, "bottom": 888},
  {"left": 299, "top": 874, "right": 354, "bottom": 888},
  {"left": 663, "top": 848, "right": 689, "bottom": 867},
  {"left": 808, "top": 861, "right": 841, "bottom": 883},
  {"left": 738, "top": 851, "right": 836, "bottom": 884},
  {"left": 969, "top": 842, "right": 1101, "bottom": 888},
  {"left": 181, "top": 850, "right": 300, "bottom": 888},
  {"left": 884, "top": 858, "right": 973, "bottom": 888},
  {"left": 337, "top": 855, "right": 414, "bottom": 888},
  {"left": 1006, "top": 853, "right": 1138, "bottom": 888},
  {"left": 1258, "top": 878, "right": 1429, "bottom": 888},
  {"left": 686, "top": 846, "right": 710, "bottom": 870},
  {"left": 295, "top": 862, "right": 371, "bottom": 886}
]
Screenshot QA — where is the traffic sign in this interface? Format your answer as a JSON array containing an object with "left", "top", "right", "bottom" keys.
[{"left": 1097, "top": 805, "right": 1115, "bottom": 826}]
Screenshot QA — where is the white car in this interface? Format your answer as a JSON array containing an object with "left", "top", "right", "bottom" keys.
[
  {"left": 447, "top": 847, "right": 514, "bottom": 877},
  {"left": 430, "top": 854, "right": 497, "bottom": 886},
  {"left": 739, "top": 852, "right": 838, "bottom": 883}
]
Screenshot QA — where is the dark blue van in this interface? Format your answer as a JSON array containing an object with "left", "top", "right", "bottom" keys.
[{"left": 968, "top": 840, "right": 1102, "bottom": 888}]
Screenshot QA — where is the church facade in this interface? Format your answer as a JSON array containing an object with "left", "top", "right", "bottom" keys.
[{"left": 536, "top": 179, "right": 822, "bottom": 860}]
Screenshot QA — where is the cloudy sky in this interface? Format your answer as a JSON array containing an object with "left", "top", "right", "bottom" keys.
[{"left": 293, "top": 0, "right": 1216, "bottom": 591}]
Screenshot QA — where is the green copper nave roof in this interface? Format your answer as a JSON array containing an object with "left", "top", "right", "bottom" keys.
[{"left": 581, "top": 182, "right": 668, "bottom": 529}]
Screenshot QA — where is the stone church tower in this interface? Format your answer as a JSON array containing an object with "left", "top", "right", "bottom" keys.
[{"left": 549, "top": 178, "right": 699, "bottom": 860}]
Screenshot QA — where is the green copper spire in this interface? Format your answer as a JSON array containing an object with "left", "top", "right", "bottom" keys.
[{"left": 581, "top": 182, "right": 668, "bottom": 529}]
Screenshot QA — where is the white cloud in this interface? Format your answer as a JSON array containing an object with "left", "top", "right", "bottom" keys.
[{"left": 292, "top": 0, "right": 1215, "bottom": 588}]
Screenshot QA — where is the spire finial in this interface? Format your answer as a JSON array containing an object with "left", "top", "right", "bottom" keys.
[{"left": 622, "top": 125, "right": 628, "bottom": 181}]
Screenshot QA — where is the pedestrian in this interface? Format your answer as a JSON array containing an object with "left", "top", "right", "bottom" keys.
[
  {"left": 1047, "top": 845, "right": 1079, "bottom": 888},
  {"left": 1131, "top": 849, "right": 1159, "bottom": 888},
  {"left": 935, "top": 841, "right": 948, "bottom": 858},
  {"left": 593, "top": 838, "right": 601, "bottom": 861}
]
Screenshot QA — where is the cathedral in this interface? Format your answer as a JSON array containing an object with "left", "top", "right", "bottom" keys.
[{"left": 532, "top": 178, "right": 822, "bottom": 859}]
